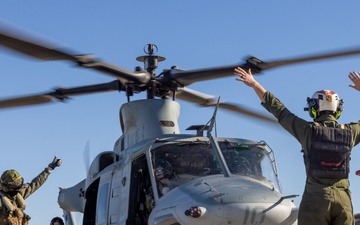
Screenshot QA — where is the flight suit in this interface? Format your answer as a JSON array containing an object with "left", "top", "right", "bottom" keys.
[
  {"left": 262, "top": 91, "right": 360, "bottom": 225},
  {"left": 0, "top": 168, "right": 50, "bottom": 225}
]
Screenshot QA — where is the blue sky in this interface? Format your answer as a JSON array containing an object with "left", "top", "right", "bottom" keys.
[{"left": 1, "top": 1, "right": 360, "bottom": 224}]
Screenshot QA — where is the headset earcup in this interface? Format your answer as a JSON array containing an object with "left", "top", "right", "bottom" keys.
[
  {"left": 310, "top": 107, "right": 317, "bottom": 119},
  {"left": 335, "top": 111, "right": 341, "bottom": 119}
]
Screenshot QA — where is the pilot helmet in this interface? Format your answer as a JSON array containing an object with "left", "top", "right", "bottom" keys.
[
  {"left": 305, "top": 90, "right": 343, "bottom": 119},
  {"left": 50, "top": 217, "right": 64, "bottom": 225},
  {"left": 0, "top": 169, "right": 24, "bottom": 192},
  {"left": 233, "top": 157, "right": 251, "bottom": 175},
  {"left": 154, "top": 158, "right": 173, "bottom": 178}
]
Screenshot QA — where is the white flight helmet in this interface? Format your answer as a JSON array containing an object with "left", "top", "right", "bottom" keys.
[{"left": 305, "top": 90, "right": 343, "bottom": 119}]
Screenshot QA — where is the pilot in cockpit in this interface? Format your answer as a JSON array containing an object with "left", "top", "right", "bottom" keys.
[
  {"left": 231, "top": 156, "right": 251, "bottom": 175},
  {"left": 154, "top": 159, "right": 176, "bottom": 196},
  {"left": 222, "top": 150, "right": 252, "bottom": 176}
]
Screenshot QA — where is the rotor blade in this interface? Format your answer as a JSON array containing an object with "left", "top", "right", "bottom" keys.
[
  {"left": 0, "top": 26, "right": 78, "bottom": 61},
  {"left": 176, "top": 87, "right": 278, "bottom": 124},
  {"left": 216, "top": 102, "right": 277, "bottom": 124},
  {"left": 257, "top": 47, "right": 360, "bottom": 71},
  {"left": 168, "top": 65, "right": 241, "bottom": 86},
  {"left": 0, "top": 24, "right": 151, "bottom": 84},
  {"left": 0, "top": 80, "right": 123, "bottom": 109},
  {"left": 0, "top": 95, "right": 54, "bottom": 108},
  {"left": 168, "top": 46, "right": 360, "bottom": 86}
]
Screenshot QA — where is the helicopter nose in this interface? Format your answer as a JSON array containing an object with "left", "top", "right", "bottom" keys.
[{"left": 150, "top": 177, "right": 298, "bottom": 225}]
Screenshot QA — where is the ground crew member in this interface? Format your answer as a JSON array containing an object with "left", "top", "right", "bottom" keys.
[
  {"left": 234, "top": 68, "right": 360, "bottom": 225},
  {"left": 0, "top": 156, "right": 62, "bottom": 225},
  {"left": 50, "top": 216, "right": 64, "bottom": 225}
]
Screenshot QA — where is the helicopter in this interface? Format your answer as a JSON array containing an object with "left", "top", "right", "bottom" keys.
[{"left": 2, "top": 23, "right": 360, "bottom": 225}]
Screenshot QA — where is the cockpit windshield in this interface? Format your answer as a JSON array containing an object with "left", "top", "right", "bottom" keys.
[{"left": 150, "top": 139, "right": 281, "bottom": 197}]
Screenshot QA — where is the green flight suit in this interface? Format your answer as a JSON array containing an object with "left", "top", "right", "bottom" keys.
[
  {"left": 0, "top": 168, "right": 51, "bottom": 225},
  {"left": 262, "top": 91, "right": 360, "bottom": 225}
]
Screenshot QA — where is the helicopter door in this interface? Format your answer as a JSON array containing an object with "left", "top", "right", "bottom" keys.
[
  {"left": 126, "top": 154, "right": 151, "bottom": 225},
  {"left": 95, "top": 171, "right": 112, "bottom": 225},
  {"left": 95, "top": 164, "right": 131, "bottom": 225},
  {"left": 108, "top": 159, "right": 132, "bottom": 225}
]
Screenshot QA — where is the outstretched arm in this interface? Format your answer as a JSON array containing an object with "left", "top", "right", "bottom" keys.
[
  {"left": 234, "top": 67, "right": 267, "bottom": 103},
  {"left": 349, "top": 71, "right": 360, "bottom": 91},
  {"left": 21, "top": 156, "right": 62, "bottom": 199}
]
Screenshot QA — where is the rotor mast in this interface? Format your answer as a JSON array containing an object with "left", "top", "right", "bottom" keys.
[{"left": 136, "top": 44, "right": 165, "bottom": 99}]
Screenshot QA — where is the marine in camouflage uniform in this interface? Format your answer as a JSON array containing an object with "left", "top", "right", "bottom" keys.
[
  {"left": 0, "top": 156, "right": 61, "bottom": 225},
  {"left": 234, "top": 68, "right": 360, "bottom": 225}
]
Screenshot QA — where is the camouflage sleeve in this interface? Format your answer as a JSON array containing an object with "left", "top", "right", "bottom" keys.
[
  {"left": 19, "top": 168, "right": 50, "bottom": 199},
  {"left": 261, "top": 91, "right": 310, "bottom": 148},
  {"left": 349, "top": 121, "right": 360, "bottom": 147}
]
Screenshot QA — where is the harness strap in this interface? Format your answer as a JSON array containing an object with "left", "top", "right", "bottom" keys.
[
  {"left": 0, "top": 191, "right": 15, "bottom": 213},
  {"left": 15, "top": 193, "right": 26, "bottom": 209},
  {"left": 0, "top": 191, "right": 26, "bottom": 213}
]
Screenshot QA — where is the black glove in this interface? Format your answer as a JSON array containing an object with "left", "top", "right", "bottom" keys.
[{"left": 48, "top": 156, "right": 62, "bottom": 170}]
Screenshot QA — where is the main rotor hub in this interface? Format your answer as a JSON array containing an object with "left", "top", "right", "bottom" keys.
[{"left": 136, "top": 44, "right": 165, "bottom": 74}]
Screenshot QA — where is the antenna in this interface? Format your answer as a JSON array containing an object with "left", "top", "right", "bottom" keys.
[{"left": 206, "top": 97, "right": 220, "bottom": 137}]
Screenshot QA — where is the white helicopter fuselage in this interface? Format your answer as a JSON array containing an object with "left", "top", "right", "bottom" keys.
[{"left": 58, "top": 99, "right": 298, "bottom": 225}]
